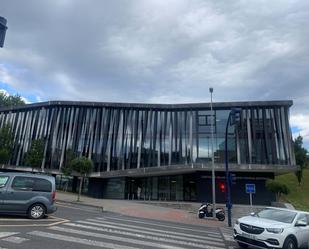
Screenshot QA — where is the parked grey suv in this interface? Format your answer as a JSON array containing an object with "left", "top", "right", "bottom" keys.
[{"left": 0, "top": 172, "right": 57, "bottom": 219}]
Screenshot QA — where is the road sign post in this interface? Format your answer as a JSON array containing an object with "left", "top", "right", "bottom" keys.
[{"left": 246, "top": 184, "right": 256, "bottom": 209}]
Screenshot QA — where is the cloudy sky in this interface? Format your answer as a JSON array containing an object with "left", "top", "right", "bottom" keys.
[{"left": 1, "top": 0, "right": 309, "bottom": 147}]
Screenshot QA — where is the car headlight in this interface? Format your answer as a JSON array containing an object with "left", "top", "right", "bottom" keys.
[
  {"left": 266, "top": 228, "right": 284, "bottom": 234},
  {"left": 235, "top": 219, "right": 240, "bottom": 225}
]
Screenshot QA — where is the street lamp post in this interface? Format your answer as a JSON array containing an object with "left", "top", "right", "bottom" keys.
[
  {"left": 225, "top": 108, "right": 241, "bottom": 227},
  {"left": 0, "top": 16, "right": 8, "bottom": 48},
  {"left": 209, "top": 87, "right": 216, "bottom": 219}
]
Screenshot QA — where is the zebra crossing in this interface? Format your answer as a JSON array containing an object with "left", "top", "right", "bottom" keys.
[
  {"left": 220, "top": 227, "right": 234, "bottom": 242},
  {"left": 0, "top": 215, "right": 234, "bottom": 249}
]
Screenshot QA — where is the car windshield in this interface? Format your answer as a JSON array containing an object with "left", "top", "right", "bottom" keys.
[{"left": 256, "top": 208, "right": 297, "bottom": 223}]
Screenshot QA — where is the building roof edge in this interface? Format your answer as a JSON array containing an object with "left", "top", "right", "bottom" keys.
[{"left": 0, "top": 99, "right": 293, "bottom": 112}]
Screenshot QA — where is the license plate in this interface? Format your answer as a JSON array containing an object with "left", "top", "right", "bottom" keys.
[{"left": 242, "top": 232, "right": 256, "bottom": 240}]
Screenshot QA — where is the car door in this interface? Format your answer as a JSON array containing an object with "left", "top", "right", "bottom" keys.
[
  {"left": 0, "top": 175, "right": 10, "bottom": 210},
  {"left": 306, "top": 215, "right": 309, "bottom": 247},
  {"left": 294, "top": 213, "right": 309, "bottom": 248},
  {"left": 2, "top": 176, "right": 36, "bottom": 213}
]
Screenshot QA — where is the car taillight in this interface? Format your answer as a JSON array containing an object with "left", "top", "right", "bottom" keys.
[{"left": 52, "top": 191, "right": 56, "bottom": 202}]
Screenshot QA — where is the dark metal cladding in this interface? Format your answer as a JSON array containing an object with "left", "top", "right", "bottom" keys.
[{"left": 0, "top": 100, "right": 296, "bottom": 174}]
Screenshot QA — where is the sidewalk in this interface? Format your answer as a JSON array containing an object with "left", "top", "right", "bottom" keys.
[{"left": 56, "top": 192, "right": 227, "bottom": 227}]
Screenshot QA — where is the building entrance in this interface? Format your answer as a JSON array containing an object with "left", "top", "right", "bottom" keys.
[{"left": 125, "top": 174, "right": 197, "bottom": 201}]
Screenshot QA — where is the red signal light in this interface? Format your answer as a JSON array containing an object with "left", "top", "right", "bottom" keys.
[{"left": 219, "top": 182, "right": 225, "bottom": 192}]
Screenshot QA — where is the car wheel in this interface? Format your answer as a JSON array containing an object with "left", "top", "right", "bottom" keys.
[
  {"left": 28, "top": 203, "right": 46, "bottom": 219},
  {"left": 237, "top": 242, "right": 248, "bottom": 248},
  {"left": 283, "top": 237, "right": 297, "bottom": 249}
]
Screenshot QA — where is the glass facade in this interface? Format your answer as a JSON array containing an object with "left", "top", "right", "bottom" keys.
[
  {"left": 0, "top": 101, "right": 295, "bottom": 172},
  {"left": 125, "top": 175, "right": 193, "bottom": 201}
]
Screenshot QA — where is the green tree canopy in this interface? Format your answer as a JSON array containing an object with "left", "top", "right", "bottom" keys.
[
  {"left": 70, "top": 156, "right": 93, "bottom": 201},
  {"left": 25, "top": 139, "right": 45, "bottom": 171},
  {"left": 71, "top": 156, "right": 93, "bottom": 176},
  {"left": 294, "top": 135, "right": 309, "bottom": 185},
  {"left": 0, "top": 92, "right": 25, "bottom": 107},
  {"left": 266, "top": 179, "right": 290, "bottom": 201},
  {"left": 0, "top": 124, "right": 13, "bottom": 164},
  {"left": 294, "top": 135, "right": 308, "bottom": 167},
  {"left": 61, "top": 149, "right": 77, "bottom": 176}
]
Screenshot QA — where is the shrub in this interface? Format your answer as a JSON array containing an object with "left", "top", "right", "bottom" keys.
[{"left": 266, "top": 179, "right": 290, "bottom": 201}]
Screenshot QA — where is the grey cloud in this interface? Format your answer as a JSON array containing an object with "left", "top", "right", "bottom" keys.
[{"left": 1, "top": 0, "right": 309, "bottom": 142}]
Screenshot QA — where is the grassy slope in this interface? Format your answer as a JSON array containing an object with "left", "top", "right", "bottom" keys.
[{"left": 276, "top": 169, "right": 309, "bottom": 211}]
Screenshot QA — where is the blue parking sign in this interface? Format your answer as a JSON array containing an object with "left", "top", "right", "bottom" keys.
[{"left": 246, "top": 184, "right": 256, "bottom": 194}]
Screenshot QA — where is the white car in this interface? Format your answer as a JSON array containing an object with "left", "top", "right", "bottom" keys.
[{"left": 234, "top": 207, "right": 309, "bottom": 249}]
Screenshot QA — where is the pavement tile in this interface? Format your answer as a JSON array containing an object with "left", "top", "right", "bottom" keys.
[{"left": 56, "top": 192, "right": 227, "bottom": 227}]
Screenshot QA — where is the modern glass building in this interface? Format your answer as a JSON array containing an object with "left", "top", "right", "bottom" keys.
[{"left": 0, "top": 100, "right": 296, "bottom": 204}]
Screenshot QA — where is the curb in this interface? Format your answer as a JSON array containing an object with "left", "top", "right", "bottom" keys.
[{"left": 56, "top": 200, "right": 104, "bottom": 212}]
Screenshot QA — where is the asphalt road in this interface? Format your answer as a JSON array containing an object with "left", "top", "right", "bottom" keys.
[{"left": 0, "top": 203, "right": 237, "bottom": 249}]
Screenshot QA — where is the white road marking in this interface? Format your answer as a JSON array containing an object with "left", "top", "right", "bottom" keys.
[
  {"left": 2, "top": 236, "right": 29, "bottom": 244},
  {"left": 28, "top": 231, "right": 139, "bottom": 249},
  {"left": 220, "top": 227, "right": 234, "bottom": 242},
  {"left": 85, "top": 218, "right": 222, "bottom": 240},
  {"left": 0, "top": 232, "right": 19, "bottom": 238},
  {"left": 0, "top": 216, "right": 69, "bottom": 227},
  {"left": 102, "top": 216, "right": 221, "bottom": 235},
  {"left": 50, "top": 226, "right": 188, "bottom": 249},
  {"left": 61, "top": 223, "right": 225, "bottom": 248},
  {"left": 0, "top": 216, "right": 61, "bottom": 221},
  {"left": 83, "top": 219, "right": 222, "bottom": 244}
]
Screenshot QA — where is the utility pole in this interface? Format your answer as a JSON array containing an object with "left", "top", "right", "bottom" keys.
[{"left": 209, "top": 87, "right": 216, "bottom": 219}]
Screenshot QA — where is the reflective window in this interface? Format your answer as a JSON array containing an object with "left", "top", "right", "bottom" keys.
[
  {"left": 0, "top": 176, "right": 9, "bottom": 188},
  {"left": 33, "top": 178, "right": 52, "bottom": 192},
  {"left": 12, "top": 176, "right": 34, "bottom": 190},
  {"left": 12, "top": 177, "right": 51, "bottom": 192}
]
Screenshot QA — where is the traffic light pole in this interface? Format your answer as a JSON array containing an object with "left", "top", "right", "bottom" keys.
[
  {"left": 225, "top": 108, "right": 241, "bottom": 227},
  {"left": 225, "top": 112, "right": 232, "bottom": 227}
]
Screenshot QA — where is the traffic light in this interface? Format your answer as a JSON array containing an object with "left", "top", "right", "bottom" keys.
[
  {"left": 230, "top": 108, "right": 242, "bottom": 125},
  {"left": 0, "top": 16, "right": 8, "bottom": 48},
  {"left": 219, "top": 182, "right": 225, "bottom": 193},
  {"left": 234, "top": 110, "right": 241, "bottom": 123},
  {"left": 229, "top": 173, "right": 236, "bottom": 185}
]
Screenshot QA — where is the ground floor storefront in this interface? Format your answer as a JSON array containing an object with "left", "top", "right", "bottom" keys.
[
  {"left": 82, "top": 172, "right": 275, "bottom": 205},
  {"left": 0, "top": 167, "right": 278, "bottom": 205}
]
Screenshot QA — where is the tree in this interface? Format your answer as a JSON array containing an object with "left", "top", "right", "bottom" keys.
[
  {"left": 294, "top": 135, "right": 308, "bottom": 185},
  {"left": 0, "top": 92, "right": 25, "bottom": 107},
  {"left": 25, "top": 139, "right": 45, "bottom": 172},
  {"left": 61, "top": 149, "right": 77, "bottom": 176},
  {"left": 70, "top": 156, "right": 93, "bottom": 201},
  {"left": 0, "top": 92, "right": 26, "bottom": 165},
  {"left": 266, "top": 179, "right": 290, "bottom": 201},
  {"left": 0, "top": 124, "right": 13, "bottom": 164},
  {"left": 60, "top": 149, "right": 77, "bottom": 191}
]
